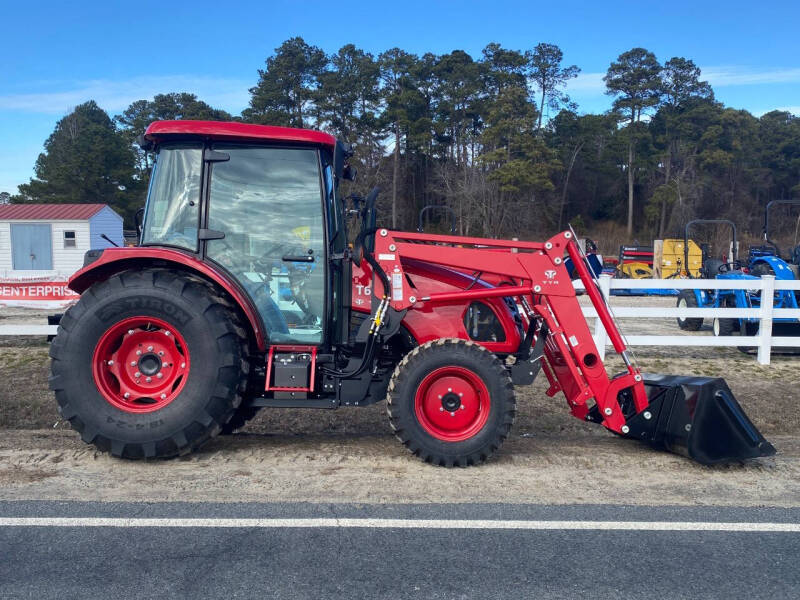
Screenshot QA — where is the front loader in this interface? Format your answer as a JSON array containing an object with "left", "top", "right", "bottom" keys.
[{"left": 50, "top": 120, "right": 775, "bottom": 466}]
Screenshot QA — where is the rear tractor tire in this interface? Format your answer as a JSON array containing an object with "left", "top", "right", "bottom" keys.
[
  {"left": 49, "top": 269, "right": 249, "bottom": 459},
  {"left": 676, "top": 290, "right": 703, "bottom": 331},
  {"left": 387, "top": 338, "right": 515, "bottom": 467}
]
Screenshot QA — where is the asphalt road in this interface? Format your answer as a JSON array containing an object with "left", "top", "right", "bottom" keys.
[{"left": 1, "top": 502, "right": 798, "bottom": 599}]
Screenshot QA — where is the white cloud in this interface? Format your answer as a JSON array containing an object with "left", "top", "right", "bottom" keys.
[
  {"left": 0, "top": 75, "right": 252, "bottom": 115},
  {"left": 565, "top": 71, "right": 606, "bottom": 93},
  {"left": 702, "top": 66, "right": 800, "bottom": 87},
  {"left": 563, "top": 65, "right": 800, "bottom": 99}
]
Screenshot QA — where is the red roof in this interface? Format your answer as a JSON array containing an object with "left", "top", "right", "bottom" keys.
[
  {"left": 0, "top": 203, "right": 108, "bottom": 221},
  {"left": 145, "top": 120, "right": 337, "bottom": 148}
]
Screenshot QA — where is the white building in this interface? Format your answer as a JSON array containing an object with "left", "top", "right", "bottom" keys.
[{"left": 0, "top": 203, "right": 123, "bottom": 279}]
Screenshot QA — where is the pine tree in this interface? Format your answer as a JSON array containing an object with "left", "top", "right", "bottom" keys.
[{"left": 14, "top": 101, "right": 141, "bottom": 223}]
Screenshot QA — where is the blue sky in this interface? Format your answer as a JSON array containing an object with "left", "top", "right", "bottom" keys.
[{"left": 2, "top": 0, "right": 799, "bottom": 194}]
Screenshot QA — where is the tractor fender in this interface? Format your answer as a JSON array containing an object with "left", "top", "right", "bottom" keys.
[
  {"left": 751, "top": 256, "right": 796, "bottom": 280},
  {"left": 69, "top": 247, "right": 267, "bottom": 349}
]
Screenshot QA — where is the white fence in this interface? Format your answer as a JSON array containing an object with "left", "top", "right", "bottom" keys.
[
  {"left": 1, "top": 275, "right": 798, "bottom": 366},
  {"left": 0, "top": 324, "right": 56, "bottom": 336},
  {"left": 583, "top": 275, "right": 800, "bottom": 365}
]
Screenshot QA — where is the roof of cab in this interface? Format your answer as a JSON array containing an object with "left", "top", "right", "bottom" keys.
[{"left": 144, "top": 120, "right": 337, "bottom": 148}]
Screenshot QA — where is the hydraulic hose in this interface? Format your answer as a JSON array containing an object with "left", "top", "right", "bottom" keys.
[{"left": 321, "top": 228, "right": 391, "bottom": 379}]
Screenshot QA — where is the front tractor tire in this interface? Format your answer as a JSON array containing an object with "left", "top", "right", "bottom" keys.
[
  {"left": 713, "top": 297, "right": 738, "bottom": 337},
  {"left": 387, "top": 339, "right": 515, "bottom": 467},
  {"left": 49, "top": 269, "right": 249, "bottom": 459},
  {"left": 676, "top": 290, "right": 703, "bottom": 331}
]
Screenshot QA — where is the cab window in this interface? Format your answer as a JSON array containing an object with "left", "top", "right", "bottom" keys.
[
  {"left": 205, "top": 146, "right": 326, "bottom": 345},
  {"left": 141, "top": 144, "right": 202, "bottom": 251}
]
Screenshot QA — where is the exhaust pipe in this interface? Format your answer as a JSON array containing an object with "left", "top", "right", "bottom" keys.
[{"left": 624, "top": 374, "right": 776, "bottom": 465}]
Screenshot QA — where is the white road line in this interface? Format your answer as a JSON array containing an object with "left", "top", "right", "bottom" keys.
[{"left": 0, "top": 518, "right": 798, "bottom": 532}]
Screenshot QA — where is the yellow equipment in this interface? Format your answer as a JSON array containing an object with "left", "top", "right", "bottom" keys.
[
  {"left": 661, "top": 238, "right": 702, "bottom": 278},
  {"left": 618, "top": 262, "right": 653, "bottom": 279}
]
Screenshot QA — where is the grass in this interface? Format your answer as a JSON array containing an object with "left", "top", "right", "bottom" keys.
[{"left": 0, "top": 338, "right": 59, "bottom": 430}]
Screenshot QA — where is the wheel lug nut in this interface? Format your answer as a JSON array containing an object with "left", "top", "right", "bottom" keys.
[
  {"left": 448, "top": 388, "right": 452, "bottom": 392},
  {"left": 136, "top": 350, "right": 142, "bottom": 356},
  {"left": 146, "top": 377, "right": 152, "bottom": 383},
  {"left": 147, "top": 346, "right": 153, "bottom": 352},
  {"left": 127, "top": 329, "right": 134, "bottom": 335},
  {"left": 460, "top": 405, "right": 465, "bottom": 410},
  {"left": 134, "top": 372, "right": 141, "bottom": 378},
  {"left": 158, "top": 351, "right": 164, "bottom": 356},
  {"left": 181, "top": 362, "right": 186, "bottom": 368},
  {"left": 438, "top": 395, "right": 442, "bottom": 399},
  {"left": 439, "top": 407, "right": 444, "bottom": 412},
  {"left": 107, "top": 360, "right": 114, "bottom": 366},
  {"left": 160, "top": 393, "right": 167, "bottom": 399},
  {"left": 164, "top": 331, "right": 171, "bottom": 337},
  {"left": 123, "top": 392, "right": 130, "bottom": 399},
  {"left": 156, "top": 373, "right": 163, "bottom": 379},
  {"left": 458, "top": 393, "right": 463, "bottom": 397},
  {"left": 450, "top": 412, "right": 455, "bottom": 416},
  {"left": 130, "top": 361, "right": 136, "bottom": 366}
]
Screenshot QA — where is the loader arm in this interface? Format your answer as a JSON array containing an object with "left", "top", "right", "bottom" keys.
[
  {"left": 372, "top": 229, "right": 648, "bottom": 434},
  {"left": 370, "top": 228, "right": 775, "bottom": 464}
]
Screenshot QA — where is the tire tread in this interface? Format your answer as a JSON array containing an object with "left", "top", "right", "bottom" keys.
[{"left": 50, "top": 268, "right": 249, "bottom": 459}]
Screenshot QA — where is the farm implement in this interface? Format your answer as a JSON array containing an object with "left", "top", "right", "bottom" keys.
[{"left": 50, "top": 120, "right": 775, "bottom": 466}]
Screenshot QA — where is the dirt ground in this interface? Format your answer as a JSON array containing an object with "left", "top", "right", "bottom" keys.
[{"left": 1, "top": 298, "right": 799, "bottom": 506}]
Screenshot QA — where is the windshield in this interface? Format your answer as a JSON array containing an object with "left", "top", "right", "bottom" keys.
[{"left": 141, "top": 144, "right": 203, "bottom": 251}]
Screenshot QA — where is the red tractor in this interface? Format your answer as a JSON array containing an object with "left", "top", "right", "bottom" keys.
[{"left": 50, "top": 120, "right": 774, "bottom": 466}]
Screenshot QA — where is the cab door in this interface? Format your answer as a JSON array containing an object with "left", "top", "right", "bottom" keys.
[{"left": 205, "top": 145, "right": 327, "bottom": 345}]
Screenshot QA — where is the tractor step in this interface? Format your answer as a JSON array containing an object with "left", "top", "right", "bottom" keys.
[
  {"left": 250, "top": 396, "right": 338, "bottom": 409},
  {"left": 624, "top": 374, "right": 776, "bottom": 465}
]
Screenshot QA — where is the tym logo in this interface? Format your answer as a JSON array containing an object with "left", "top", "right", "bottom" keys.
[{"left": 544, "top": 270, "right": 557, "bottom": 280}]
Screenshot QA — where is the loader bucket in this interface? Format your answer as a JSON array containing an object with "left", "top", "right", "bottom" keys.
[{"left": 624, "top": 374, "right": 776, "bottom": 465}]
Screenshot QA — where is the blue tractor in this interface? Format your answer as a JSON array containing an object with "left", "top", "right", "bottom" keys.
[
  {"left": 731, "top": 199, "right": 800, "bottom": 339},
  {"left": 675, "top": 219, "right": 744, "bottom": 335},
  {"left": 676, "top": 204, "right": 800, "bottom": 341},
  {"left": 747, "top": 199, "right": 800, "bottom": 280}
]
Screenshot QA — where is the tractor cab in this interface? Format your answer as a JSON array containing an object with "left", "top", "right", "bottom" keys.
[{"left": 138, "top": 121, "right": 352, "bottom": 348}]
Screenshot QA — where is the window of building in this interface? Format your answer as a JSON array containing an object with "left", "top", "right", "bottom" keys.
[{"left": 64, "top": 231, "right": 76, "bottom": 248}]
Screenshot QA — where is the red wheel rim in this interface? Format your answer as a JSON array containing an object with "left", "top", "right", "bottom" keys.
[
  {"left": 92, "top": 316, "right": 191, "bottom": 413},
  {"left": 414, "top": 366, "right": 491, "bottom": 442}
]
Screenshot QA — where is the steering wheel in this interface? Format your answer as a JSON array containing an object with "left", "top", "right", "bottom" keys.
[
  {"left": 718, "top": 260, "right": 743, "bottom": 274},
  {"left": 253, "top": 239, "right": 318, "bottom": 317},
  {"left": 352, "top": 187, "right": 379, "bottom": 267}
]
